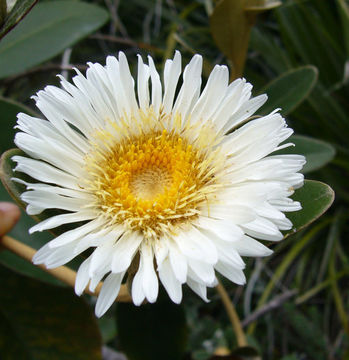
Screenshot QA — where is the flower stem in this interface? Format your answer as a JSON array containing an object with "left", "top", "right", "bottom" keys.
[
  {"left": 216, "top": 280, "right": 248, "bottom": 347},
  {"left": 0, "top": 235, "right": 132, "bottom": 302}
]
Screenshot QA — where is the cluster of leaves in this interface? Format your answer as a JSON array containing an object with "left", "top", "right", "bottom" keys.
[{"left": 0, "top": 0, "right": 345, "bottom": 359}]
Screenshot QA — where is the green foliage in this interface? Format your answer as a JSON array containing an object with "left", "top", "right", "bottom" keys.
[
  {"left": 0, "top": 265, "right": 102, "bottom": 359},
  {"left": 276, "top": 135, "right": 336, "bottom": 174},
  {"left": 0, "top": 0, "right": 109, "bottom": 78},
  {"left": 116, "top": 300, "right": 187, "bottom": 360},
  {"left": 285, "top": 180, "right": 334, "bottom": 237},
  {"left": 0, "top": 0, "right": 37, "bottom": 39},
  {"left": 258, "top": 66, "right": 318, "bottom": 116},
  {"left": 0, "top": 97, "right": 36, "bottom": 154},
  {"left": 0, "top": 0, "right": 346, "bottom": 359}
]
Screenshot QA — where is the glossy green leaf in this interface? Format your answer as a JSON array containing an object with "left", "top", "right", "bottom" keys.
[
  {"left": 1, "top": 148, "right": 85, "bottom": 236},
  {"left": 276, "top": 2, "right": 344, "bottom": 87},
  {"left": 259, "top": 66, "right": 318, "bottom": 116},
  {"left": 277, "top": 135, "right": 336, "bottom": 173},
  {"left": 337, "top": 0, "right": 349, "bottom": 56},
  {"left": 0, "top": 265, "right": 102, "bottom": 359},
  {"left": 210, "top": 0, "right": 280, "bottom": 79},
  {"left": 0, "top": 182, "right": 62, "bottom": 285},
  {"left": 245, "top": 0, "right": 281, "bottom": 12},
  {"left": 285, "top": 180, "right": 334, "bottom": 237},
  {"left": 231, "top": 346, "right": 261, "bottom": 359},
  {"left": 210, "top": 0, "right": 251, "bottom": 79},
  {"left": 0, "top": 97, "right": 36, "bottom": 154},
  {"left": 0, "top": 148, "right": 82, "bottom": 283},
  {"left": 117, "top": 300, "right": 187, "bottom": 360},
  {"left": 0, "top": 0, "right": 109, "bottom": 78},
  {"left": 0, "top": 0, "right": 37, "bottom": 39}
]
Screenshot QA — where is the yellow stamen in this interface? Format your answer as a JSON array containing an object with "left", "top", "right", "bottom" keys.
[{"left": 83, "top": 109, "right": 225, "bottom": 239}]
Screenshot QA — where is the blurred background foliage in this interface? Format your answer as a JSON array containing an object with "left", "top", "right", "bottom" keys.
[{"left": 0, "top": 0, "right": 347, "bottom": 359}]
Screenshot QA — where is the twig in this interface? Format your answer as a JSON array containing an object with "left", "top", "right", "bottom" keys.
[
  {"left": 61, "top": 48, "right": 73, "bottom": 80},
  {"left": 241, "top": 289, "right": 298, "bottom": 328},
  {"left": 90, "top": 34, "right": 161, "bottom": 53},
  {"left": 216, "top": 280, "right": 248, "bottom": 347},
  {"left": 2, "top": 63, "right": 88, "bottom": 84},
  {"left": 1, "top": 235, "right": 131, "bottom": 302}
]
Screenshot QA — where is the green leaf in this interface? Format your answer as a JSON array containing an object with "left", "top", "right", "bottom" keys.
[
  {"left": 277, "top": 135, "right": 336, "bottom": 173},
  {"left": 258, "top": 66, "right": 318, "bottom": 116},
  {"left": 275, "top": 2, "right": 344, "bottom": 87},
  {"left": 229, "top": 346, "right": 261, "bottom": 360},
  {"left": 337, "top": 0, "right": 349, "bottom": 57},
  {"left": 0, "top": 0, "right": 109, "bottom": 78},
  {"left": 0, "top": 265, "right": 102, "bottom": 359},
  {"left": 1, "top": 148, "right": 85, "bottom": 236},
  {"left": 0, "top": 148, "right": 82, "bottom": 283},
  {"left": 117, "top": 300, "right": 187, "bottom": 360},
  {"left": 245, "top": 0, "right": 281, "bottom": 12},
  {"left": 0, "top": 182, "right": 61, "bottom": 285},
  {"left": 0, "top": 97, "right": 36, "bottom": 154},
  {"left": 0, "top": 0, "right": 37, "bottom": 40},
  {"left": 285, "top": 180, "right": 334, "bottom": 237},
  {"left": 210, "top": 0, "right": 251, "bottom": 79}
]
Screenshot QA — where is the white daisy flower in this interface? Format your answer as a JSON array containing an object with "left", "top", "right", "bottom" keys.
[{"left": 13, "top": 51, "right": 305, "bottom": 317}]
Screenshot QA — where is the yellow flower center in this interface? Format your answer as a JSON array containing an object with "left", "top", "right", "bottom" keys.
[{"left": 84, "top": 112, "right": 225, "bottom": 239}]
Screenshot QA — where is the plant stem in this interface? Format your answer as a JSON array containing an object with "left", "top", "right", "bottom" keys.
[
  {"left": 216, "top": 280, "right": 248, "bottom": 347},
  {"left": 0, "top": 235, "right": 132, "bottom": 302}
]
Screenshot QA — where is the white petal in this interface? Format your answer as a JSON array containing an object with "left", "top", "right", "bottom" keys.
[
  {"left": 222, "top": 94, "right": 268, "bottom": 132},
  {"left": 158, "top": 258, "right": 182, "bottom": 303},
  {"left": 242, "top": 217, "right": 283, "bottom": 241},
  {"left": 12, "top": 156, "right": 80, "bottom": 190},
  {"left": 215, "top": 261, "right": 246, "bottom": 285},
  {"left": 173, "top": 54, "right": 202, "bottom": 121},
  {"left": 154, "top": 238, "right": 169, "bottom": 268},
  {"left": 75, "top": 257, "right": 92, "bottom": 296},
  {"left": 233, "top": 235, "right": 273, "bottom": 257},
  {"left": 148, "top": 55, "right": 162, "bottom": 116},
  {"left": 111, "top": 232, "right": 143, "bottom": 273},
  {"left": 162, "top": 51, "right": 181, "bottom": 114},
  {"left": 187, "top": 278, "right": 209, "bottom": 302},
  {"left": 190, "top": 64, "right": 229, "bottom": 124},
  {"left": 29, "top": 210, "right": 95, "bottom": 234},
  {"left": 140, "top": 243, "right": 159, "bottom": 303},
  {"left": 168, "top": 241, "right": 188, "bottom": 283},
  {"left": 131, "top": 258, "right": 146, "bottom": 306},
  {"left": 174, "top": 226, "right": 217, "bottom": 264},
  {"left": 49, "top": 219, "right": 106, "bottom": 248},
  {"left": 188, "top": 259, "right": 215, "bottom": 285},
  {"left": 196, "top": 217, "right": 244, "bottom": 242},
  {"left": 137, "top": 55, "right": 150, "bottom": 110},
  {"left": 95, "top": 272, "right": 125, "bottom": 317}
]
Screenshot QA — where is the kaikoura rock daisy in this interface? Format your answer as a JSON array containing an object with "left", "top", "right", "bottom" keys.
[{"left": 12, "top": 51, "right": 305, "bottom": 317}]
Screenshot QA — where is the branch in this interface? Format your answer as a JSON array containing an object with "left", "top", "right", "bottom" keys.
[
  {"left": 1, "top": 235, "right": 131, "bottom": 302},
  {"left": 241, "top": 289, "right": 298, "bottom": 328},
  {"left": 216, "top": 280, "right": 248, "bottom": 347}
]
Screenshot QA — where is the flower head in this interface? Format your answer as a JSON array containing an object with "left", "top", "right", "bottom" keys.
[{"left": 13, "top": 51, "right": 305, "bottom": 316}]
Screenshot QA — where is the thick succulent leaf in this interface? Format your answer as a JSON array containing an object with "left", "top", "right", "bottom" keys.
[
  {"left": 276, "top": 135, "right": 336, "bottom": 173},
  {"left": 116, "top": 300, "right": 187, "bottom": 360},
  {"left": 0, "top": 148, "right": 83, "bottom": 282},
  {"left": 259, "top": 66, "right": 318, "bottom": 116},
  {"left": 0, "top": 182, "right": 62, "bottom": 285},
  {"left": 0, "top": 97, "right": 36, "bottom": 154},
  {"left": 210, "top": 0, "right": 251, "bottom": 79},
  {"left": 0, "top": 0, "right": 37, "bottom": 39},
  {"left": 285, "top": 180, "right": 334, "bottom": 237},
  {"left": 210, "top": 0, "right": 280, "bottom": 79},
  {"left": 245, "top": 0, "right": 281, "bottom": 12},
  {"left": 0, "top": 265, "right": 102, "bottom": 359},
  {"left": 1, "top": 148, "right": 86, "bottom": 236},
  {"left": 0, "top": 0, "right": 109, "bottom": 78}
]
